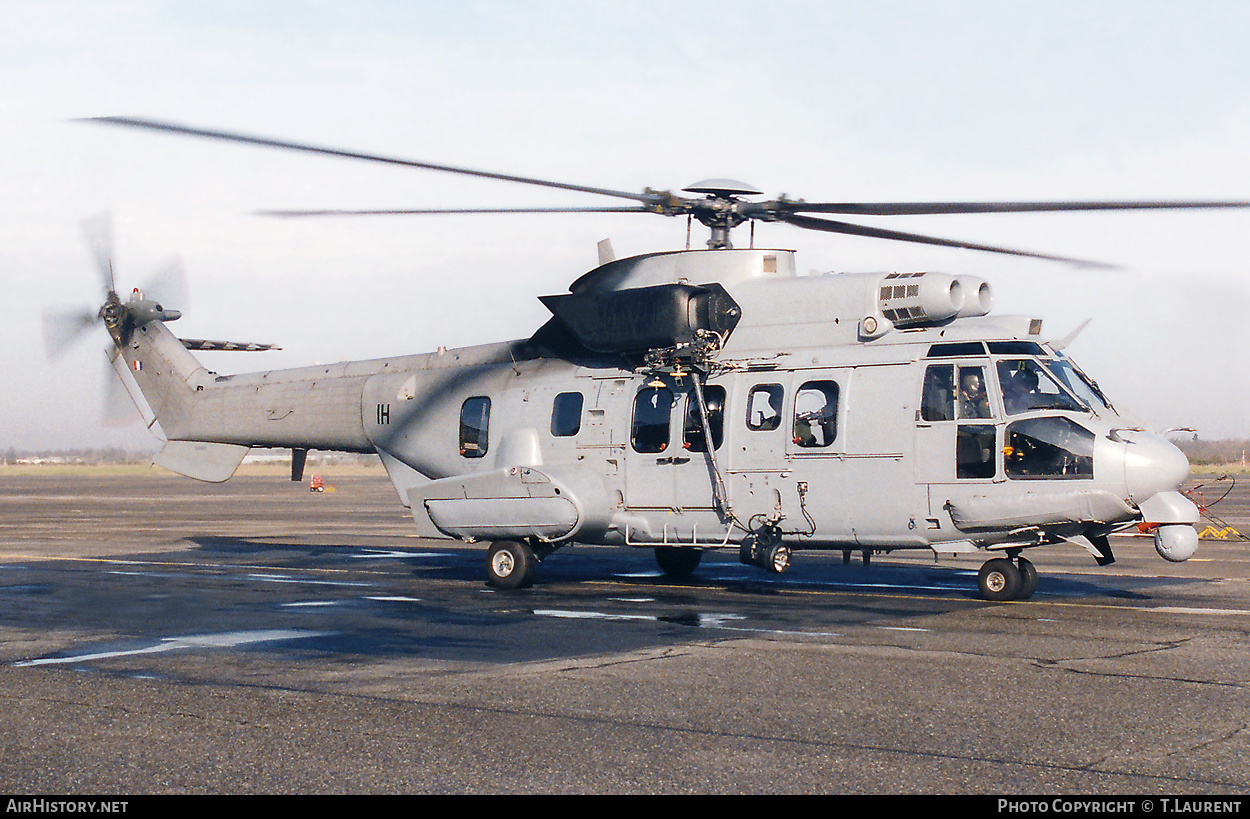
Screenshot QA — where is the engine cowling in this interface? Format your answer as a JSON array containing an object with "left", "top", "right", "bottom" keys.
[{"left": 877, "top": 272, "right": 991, "bottom": 327}]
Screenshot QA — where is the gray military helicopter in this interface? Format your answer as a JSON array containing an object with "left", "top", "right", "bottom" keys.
[{"left": 60, "top": 116, "right": 1250, "bottom": 601}]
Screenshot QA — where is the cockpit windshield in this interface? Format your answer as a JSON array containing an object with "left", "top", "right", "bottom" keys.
[
  {"left": 996, "top": 359, "right": 1086, "bottom": 415},
  {"left": 1045, "top": 357, "right": 1114, "bottom": 413}
]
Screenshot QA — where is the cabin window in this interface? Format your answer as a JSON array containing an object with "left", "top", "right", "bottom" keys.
[
  {"left": 957, "top": 425, "right": 997, "bottom": 479},
  {"left": 746, "top": 384, "right": 784, "bottom": 431},
  {"left": 551, "top": 391, "right": 583, "bottom": 437},
  {"left": 459, "top": 396, "right": 490, "bottom": 458},
  {"left": 683, "top": 385, "right": 726, "bottom": 452},
  {"left": 632, "top": 387, "right": 673, "bottom": 453},
  {"left": 793, "top": 381, "right": 838, "bottom": 448},
  {"left": 1005, "top": 417, "right": 1094, "bottom": 479}
]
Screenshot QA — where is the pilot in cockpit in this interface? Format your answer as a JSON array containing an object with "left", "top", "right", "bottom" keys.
[{"left": 958, "top": 371, "right": 991, "bottom": 419}]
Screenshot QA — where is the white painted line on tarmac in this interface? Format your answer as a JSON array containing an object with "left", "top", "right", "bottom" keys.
[
  {"left": 246, "top": 572, "right": 372, "bottom": 587},
  {"left": 14, "top": 629, "right": 329, "bottom": 667},
  {"left": 353, "top": 550, "right": 455, "bottom": 560},
  {"left": 533, "top": 608, "right": 653, "bottom": 622},
  {"left": 1151, "top": 606, "right": 1250, "bottom": 617},
  {"left": 532, "top": 608, "right": 840, "bottom": 638}
]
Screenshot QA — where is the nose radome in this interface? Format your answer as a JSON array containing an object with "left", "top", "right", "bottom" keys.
[{"left": 1121, "top": 432, "right": 1190, "bottom": 501}]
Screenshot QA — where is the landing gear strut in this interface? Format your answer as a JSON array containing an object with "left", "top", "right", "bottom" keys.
[{"left": 976, "top": 555, "right": 1038, "bottom": 602}]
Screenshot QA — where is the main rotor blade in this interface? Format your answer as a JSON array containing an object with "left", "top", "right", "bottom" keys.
[
  {"left": 82, "top": 117, "right": 656, "bottom": 204},
  {"left": 257, "top": 206, "right": 651, "bottom": 217},
  {"left": 782, "top": 213, "right": 1115, "bottom": 268},
  {"left": 780, "top": 199, "right": 1250, "bottom": 216}
]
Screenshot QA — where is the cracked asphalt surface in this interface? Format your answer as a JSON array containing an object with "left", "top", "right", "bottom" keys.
[{"left": 1, "top": 468, "right": 1248, "bottom": 794}]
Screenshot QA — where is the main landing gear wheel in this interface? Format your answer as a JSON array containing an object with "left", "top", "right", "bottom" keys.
[
  {"left": 486, "top": 539, "right": 536, "bottom": 589},
  {"left": 976, "top": 556, "right": 1039, "bottom": 601},
  {"left": 1016, "top": 557, "right": 1038, "bottom": 600},
  {"left": 654, "top": 546, "right": 702, "bottom": 579},
  {"left": 977, "top": 557, "right": 1021, "bottom": 602}
]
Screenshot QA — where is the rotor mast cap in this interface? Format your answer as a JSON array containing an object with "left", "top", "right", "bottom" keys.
[{"left": 683, "top": 179, "right": 761, "bottom": 198}]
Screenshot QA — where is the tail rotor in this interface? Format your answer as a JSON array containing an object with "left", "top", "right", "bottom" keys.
[{"left": 41, "top": 215, "right": 186, "bottom": 426}]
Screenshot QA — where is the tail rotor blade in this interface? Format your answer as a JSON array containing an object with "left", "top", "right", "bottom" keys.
[
  {"left": 104, "top": 348, "right": 154, "bottom": 428},
  {"left": 42, "top": 306, "right": 98, "bottom": 360},
  {"left": 82, "top": 213, "right": 117, "bottom": 294},
  {"left": 143, "top": 257, "right": 188, "bottom": 310}
]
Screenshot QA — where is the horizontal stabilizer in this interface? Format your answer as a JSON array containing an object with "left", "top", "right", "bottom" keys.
[
  {"left": 180, "top": 338, "right": 281, "bottom": 352},
  {"left": 154, "top": 440, "right": 249, "bottom": 482}
]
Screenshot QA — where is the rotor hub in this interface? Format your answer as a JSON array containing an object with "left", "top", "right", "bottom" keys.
[
  {"left": 679, "top": 181, "right": 763, "bottom": 250},
  {"left": 99, "top": 297, "right": 123, "bottom": 330},
  {"left": 682, "top": 179, "right": 761, "bottom": 198}
]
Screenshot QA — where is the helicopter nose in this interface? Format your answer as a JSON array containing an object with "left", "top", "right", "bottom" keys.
[{"left": 1117, "top": 429, "right": 1190, "bottom": 501}]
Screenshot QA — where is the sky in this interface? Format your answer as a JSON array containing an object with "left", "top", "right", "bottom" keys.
[{"left": 3, "top": 0, "right": 1250, "bottom": 451}]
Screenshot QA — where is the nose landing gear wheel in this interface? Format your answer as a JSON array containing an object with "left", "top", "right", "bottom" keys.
[
  {"left": 486, "top": 540, "right": 536, "bottom": 589},
  {"left": 739, "top": 531, "right": 791, "bottom": 573}
]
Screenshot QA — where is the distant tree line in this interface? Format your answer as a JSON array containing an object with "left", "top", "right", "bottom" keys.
[
  {"left": 1173, "top": 438, "right": 1250, "bottom": 465},
  {"left": 2, "top": 447, "right": 159, "bottom": 465}
]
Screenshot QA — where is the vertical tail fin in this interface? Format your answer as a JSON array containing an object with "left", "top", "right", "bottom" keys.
[{"left": 114, "top": 313, "right": 251, "bottom": 482}]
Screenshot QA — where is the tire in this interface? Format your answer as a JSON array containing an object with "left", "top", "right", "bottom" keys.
[
  {"left": 486, "top": 540, "right": 536, "bottom": 589},
  {"left": 767, "top": 542, "right": 792, "bottom": 573},
  {"left": 739, "top": 533, "right": 790, "bottom": 573},
  {"left": 1016, "top": 557, "right": 1038, "bottom": 600},
  {"left": 977, "top": 557, "right": 1021, "bottom": 602},
  {"left": 654, "top": 546, "right": 702, "bottom": 579}
]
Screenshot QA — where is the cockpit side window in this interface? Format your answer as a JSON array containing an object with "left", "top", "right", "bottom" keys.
[
  {"left": 956, "top": 365, "right": 992, "bottom": 420},
  {"left": 921, "top": 364, "right": 955, "bottom": 421},
  {"left": 1005, "top": 417, "right": 1094, "bottom": 479},
  {"left": 997, "top": 359, "right": 1085, "bottom": 415},
  {"left": 957, "top": 425, "right": 997, "bottom": 479}
]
